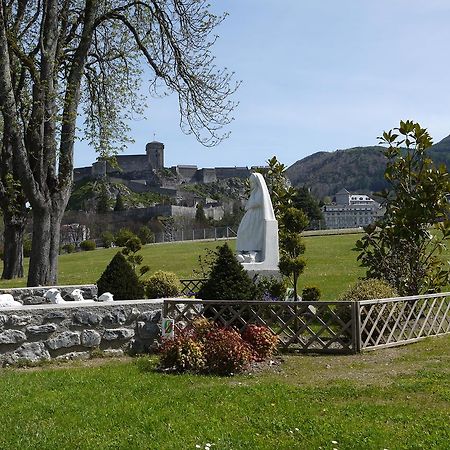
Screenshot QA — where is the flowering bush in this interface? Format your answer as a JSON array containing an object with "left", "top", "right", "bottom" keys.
[
  {"left": 203, "top": 328, "right": 253, "bottom": 375},
  {"left": 242, "top": 324, "right": 278, "bottom": 361},
  {"left": 159, "top": 332, "right": 206, "bottom": 373},
  {"left": 190, "top": 318, "right": 216, "bottom": 342}
]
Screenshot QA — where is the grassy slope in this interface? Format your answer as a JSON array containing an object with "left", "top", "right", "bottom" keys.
[
  {"left": 0, "top": 335, "right": 448, "bottom": 449},
  {"left": 0, "top": 234, "right": 364, "bottom": 299}
]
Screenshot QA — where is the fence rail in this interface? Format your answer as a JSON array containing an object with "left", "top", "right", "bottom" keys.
[
  {"left": 154, "top": 226, "right": 236, "bottom": 244},
  {"left": 164, "top": 292, "right": 450, "bottom": 354}
]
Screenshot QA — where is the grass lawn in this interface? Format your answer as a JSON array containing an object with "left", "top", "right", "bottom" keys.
[
  {"left": 0, "top": 334, "right": 448, "bottom": 449},
  {"left": 0, "top": 233, "right": 365, "bottom": 299}
]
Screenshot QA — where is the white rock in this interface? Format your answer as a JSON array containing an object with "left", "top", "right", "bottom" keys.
[
  {"left": 70, "top": 288, "right": 86, "bottom": 302},
  {"left": 44, "top": 288, "right": 66, "bottom": 304},
  {"left": 0, "top": 294, "right": 23, "bottom": 308},
  {"left": 98, "top": 292, "right": 114, "bottom": 302}
]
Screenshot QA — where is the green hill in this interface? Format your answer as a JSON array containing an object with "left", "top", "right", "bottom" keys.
[{"left": 286, "top": 135, "right": 450, "bottom": 198}]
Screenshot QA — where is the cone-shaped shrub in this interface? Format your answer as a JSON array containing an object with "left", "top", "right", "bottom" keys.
[
  {"left": 97, "top": 252, "right": 144, "bottom": 300},
  {"left": 197, "top": 243, "right": 257, "bottom": 300}
]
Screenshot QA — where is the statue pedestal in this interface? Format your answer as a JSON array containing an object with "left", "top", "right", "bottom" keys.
[{"left": 240, "top": 220, "right": 279, "bottom": 275}]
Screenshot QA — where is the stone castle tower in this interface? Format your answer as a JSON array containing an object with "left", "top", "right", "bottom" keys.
[{"left": 146, "top": 141, "right": 164, "bottom": 170}]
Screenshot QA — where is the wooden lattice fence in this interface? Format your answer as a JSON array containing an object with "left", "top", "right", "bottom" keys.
[
  {"left": 164, "top": 293, "right": 450, "bottom": 354},
  {"left": 163, "top": 300, "right": 358, "bottom": 353},
  {"left": 358, "top": 293, "right": 450, "bottom": 350},
  {"left": 179, "top": 279, "right": 207, "bottom": 297}
]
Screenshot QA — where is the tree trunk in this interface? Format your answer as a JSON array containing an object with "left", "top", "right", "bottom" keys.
[
  {"left": 1, "top": 212, "right": 26, "bottom": 279},
  {"left": 27, "top": 202, "right": 64, "bottom": 286}
]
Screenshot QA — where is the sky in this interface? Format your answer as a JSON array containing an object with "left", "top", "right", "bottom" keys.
[{"left": 74, "top": 0, "right": 450, "bottom": 169}]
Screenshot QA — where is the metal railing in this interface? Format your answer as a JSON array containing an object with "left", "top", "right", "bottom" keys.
[{"left": 153, "top": 226, "right": 236, "bottom": 244}]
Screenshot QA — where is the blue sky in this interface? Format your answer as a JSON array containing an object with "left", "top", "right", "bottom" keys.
[{"left": 75, "top": 0, "right": 450, "bottom": 169}]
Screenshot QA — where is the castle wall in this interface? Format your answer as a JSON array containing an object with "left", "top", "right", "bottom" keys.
[
  {"left": 195, "top": 168, "right": 217, "bottom": 183},
  {"left": 108, "top": 155, "right": 148, "bottom": 174},
  {"left": 215, "top": 167, "right": 250, "bottom": 180},
  {"left": 73, "top": 167, "right": 92, "bottom": 182},
  {"left": 175, "top": 165, "right": 198, "bottom": 181}
]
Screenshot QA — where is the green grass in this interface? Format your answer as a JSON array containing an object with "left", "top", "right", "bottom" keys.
[
  {"left": 0, "top": 335, "right": 448, "bottom": 449},
  {"left": 0, "top": 234, "right": 364, "bottom": 299}
]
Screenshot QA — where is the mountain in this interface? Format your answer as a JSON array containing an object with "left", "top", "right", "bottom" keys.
[{"left": 285, "top": 135, "right": 450, "bottom": 199}]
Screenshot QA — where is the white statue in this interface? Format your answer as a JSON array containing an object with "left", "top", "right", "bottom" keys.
[
  {"left": 0, "top": 294, "right": 23, "bottom": 308},
  {"left": 70, "top": 289, "right": 86, "bottom": 302},
  {"left": 98, "top": 292, "right": 114, "bottom": 302},
  {"left": 44, "top": 288, "right": 66, "bottom": 304},
  {"left": 237, "top": 172, "right": 279, "bottom": 272}
]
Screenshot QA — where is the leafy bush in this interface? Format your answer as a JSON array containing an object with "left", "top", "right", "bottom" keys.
[
  {"left": 242, "top": 324, "right": 278, "bottom": 361},
  {"left": 190, "top": 318, "right": 216, "bottom": 342},
  {"left": 337, "top": 279, "right": 398, "bottom": 303},
  {"left": 256, "top": 276, "right": 288, "bottom": 301},
  {"left": 302, "top": 286, "right": 321, "bottom": 302},
  {"left": 197, "top": 243, "right": 257, "bottom": 300},
  {"left": 101, "top": 231, "right": 115, "bottom": 248},
  {"left": 203, "top": 327, "right": 253, "bottom": 375},
  {"left": 145, "top": 271, "right": 182, "bottom": 298},
  {"left": 62, "top": 243, "right": 75, "bottom": 254},
  {"left": 115, "top": 228, "right": 136, "bottom": 247},
  {"left": 336, "top": 278, "right": 398, "bottom": 334},
  {"left": 97, "top": 252, "right": 144, "bottom": 300},
  {"left": 79, "top": 240, "right": 96, "bottom": 251},
  {"left": 159, "top": 332, "right": 206, "bottom": 373}
]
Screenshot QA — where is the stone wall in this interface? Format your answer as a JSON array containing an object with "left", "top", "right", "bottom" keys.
[{"left": 0, "top": 299, "right": 164, "bottom": 365}]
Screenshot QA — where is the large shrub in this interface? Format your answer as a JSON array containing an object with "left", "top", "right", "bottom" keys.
[
  {"left": 302, "top": 286, "right": 321, "bottom": 302},
  {"left": 197, "top": 243, "right": 257, "bottom": 300},
  {"left": 242, "top": 324, "right": 278, "bottom": 361},
  {"left": 356, "top": 121, "right": 450, "bottom": 295},
  {"left": 255, "top": 276, "right": 288, "bottom": 301},
  {"left": 97, "top": 252, "right": 144, "bottom": 300},
  {"left": 115, "top": 228, "right": 136, "bottom": 247},
  {"left": 101, "top": 231, "right": 115, "bottom": 248},
  {"left": 145, "top": 271, "right": 182, "bottom": 298}
]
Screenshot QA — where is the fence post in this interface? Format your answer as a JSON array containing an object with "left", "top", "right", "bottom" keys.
[
  {"left": 181, "top": 229, "right": 184, "bottom": 241},
  {"left": 192, "top": 229, "right": 195, "bottom": 240},
  {"left": 214, "top": 228, "right": 217, "bottom": 240},
  {"left": 351, "top": 301, "right": 361, "bottom": 353},
  {"left": 203, "top": 228, "right": 206, "bottom": 240}
]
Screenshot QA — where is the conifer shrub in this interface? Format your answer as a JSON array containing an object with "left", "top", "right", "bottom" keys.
[
  {"left": 101, "top": 231, "right": 115, "bottom": 248},
  {"left": 197, "top": 243, "right": 257, "bottom": 300},
  {"left": 242, "top": 324, "right": 278, "bottom": 361},
  {"left": 62, "top": 243, "right": 75, "bottom": 254},
  {"left": 80, "top": 239, "right": 96, "bottom": 251},
  {"left": 202, "top": 327, "right": 253, "bottom": 375},
  {"left": 145, "top": 271, "right": 182, "bottom": 298},
  {"left": 97, "top": 252, "right": 144, "bottom": 300},
  {"left": 255, "top": 276, "right": 288, "bottom": 301}
]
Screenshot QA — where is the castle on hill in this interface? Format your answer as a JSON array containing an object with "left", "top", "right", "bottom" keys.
[{"left": 73, "top": 141, "right": 251, "bottom": 190}]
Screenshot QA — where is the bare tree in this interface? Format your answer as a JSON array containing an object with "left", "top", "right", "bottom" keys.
[{"left": 0, "top": 0, "right": 239, "bottom": 286}]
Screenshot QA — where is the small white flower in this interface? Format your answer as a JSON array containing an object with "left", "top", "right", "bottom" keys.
[
  {"left": 195, "top": 445, "right": 201, "bottom": 449},
  {"left": 331, "top": 441, "right": 338, "bottom": 444}
]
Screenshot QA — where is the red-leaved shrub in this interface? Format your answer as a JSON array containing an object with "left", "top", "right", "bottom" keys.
[
  {"left": 159, "top": 332, "right": 206, "bottom": 373},
  {"left": 190, "top": 317, "right": 216, "bottom": 342},
  {"left": 203, "top": 328, "right": 253, "bottom": 375},
  {"left": 242, "top": 324, "right": 278, "bottom": 361}
]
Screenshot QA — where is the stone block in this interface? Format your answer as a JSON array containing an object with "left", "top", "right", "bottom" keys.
[
  {"left": 103, "top": 328, "right": 135, "bottom": 341},
  {"left": 46, "top": 331, "right": 81, "bottom": 350},
  {"left": 55, "top": 351, "right": 90, "bottom": 361},
  {"left": 26, "top": 324, "right": 58, "bottom": 335},
  {"left": 23, "top": 296, "right": 46, "bottom": 305},
  {"left": 102, "top": 307, "right": 126, "bottom": 325},
  {"left": 44, "top": 311, "right": 67, "bottom": 321},
  {"left": 0, "top": 315, "right": 8, "bottom": 329},
  {"left": 81, "top": 330, "right": 101, "bottom": 348},
  {"left": 8, "top": 315, "right": 32, "bottom": 326},
  {"left": 0, "top": 329, "right": 27, "bottom": 344},
  {"left": 72, "top": 310, "right": 101, "bottom": 326},
  {"left": 126, "top": 307, "right": 141, "bottom": 323},
  {"left": 8, "top": 342, "right": 50, "bottom": 363},
  {"left": 103, "top": 349, "right": 124, "bottom": 357},
  {"left": 137, "top": 321, "right": 160, "bottom": 340},
  {"left": 137, "top": 310, "right": 162, "bottom": 323}
]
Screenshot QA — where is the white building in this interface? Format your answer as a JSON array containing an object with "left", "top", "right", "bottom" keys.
[{"left": 322, "top": 188, "right": 383, "bottom": 229}]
